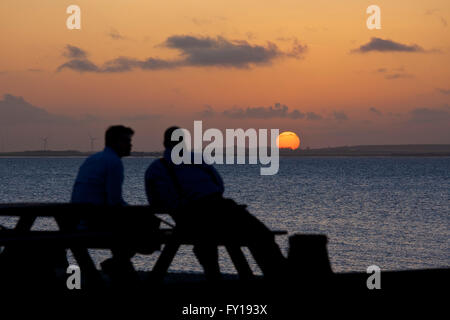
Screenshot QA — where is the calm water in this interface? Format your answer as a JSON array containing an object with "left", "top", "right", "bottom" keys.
[{"left": 0, "top": 156, "right": 449, "bottom": 274}]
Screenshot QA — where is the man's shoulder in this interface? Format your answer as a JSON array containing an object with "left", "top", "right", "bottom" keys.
[
  {"left": 81, "top": 151, "right": 104, "bottom": 166},
  {"left": 83, "top": 149, "right": 121, "bottom": 168},
  {"left": 145, "top": 158, "right": 166, "bottom": 177},
  {"left": 100, "top": 148, "right": 122, "bottom": 165}
]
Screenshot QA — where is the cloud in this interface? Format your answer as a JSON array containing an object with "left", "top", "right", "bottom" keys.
[
  {"left": 108, "top": 29, "right": 126, "bottom": 40},
  {"left": 57, "top": 59, "right": 100, "bottom": 72},
  {"left": 437, "top": 88, "right": 450, "bottom": 95},
  {"left": 57, "top": 35, "right": 307, "bottom": 73},
  {"left": 164, "top": 35, "right": 286, "bottom": 68},
  {"left": 0, "top": 94, "right": 168, "bottom": 151},
  {"left": 384, "top": 73, "right": 414, "bottom": 80},
  {"left": 306, "top": 112, "right": 323, "bottom": 120},
  {"left": 0, "top": 93, "right": 161, "bottom": 127},
  {"left": 409, "top": 107, "right": 450, "bottom": 123},
  {"left": 191, "top": 18, "right": 213, "bottom": 26},
  {"left": 352, "top": 37, "right": 425, "bottom": 53},
  {"left": 374, "top": 67, "right": 413, "bottom": 80},
  {"left": 333, "top": 111, "right": 349, "bottom": 121},
  {"left": 0, "top": 94, "right": 73, "bottom": 125},
  {"left": 197, "top": 104, "right": 322, "bottom": 120},
  {"left": 120, "top": 114, "right": 161, "bottom": 121},
  {"left": 425, "top": 9, "right": 448, "bottom": 27},
  {"left": 99, "top": 57, "right": 178, "bottom": 72},
  {"left": 63, "top": 45, "right": 88, "bottom": 59},
  {"left": 196, "top": 105, "right": 216, "bottom": 118},
  {"left": 286, "top": 40, "right": 308, "bottom": 58},
  {"left": 223, "top": 103, "right": 305, "bottom": 119},
  {"left": 246, "top": 32, "right": 256, "bottom": 40},
  {"left": 369, "top": 107, "right": 382, "bottom": 116}
]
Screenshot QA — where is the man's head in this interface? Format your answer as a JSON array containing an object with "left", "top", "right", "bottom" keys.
[
  {"left": 105, "top": 125, "right": 134, "bottom": 157},
  {"left": 163, "top": 126, "right": 181, "bottom": 150}
]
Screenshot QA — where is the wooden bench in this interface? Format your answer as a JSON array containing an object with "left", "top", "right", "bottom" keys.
[{"left": 0, "top": 203, "right": 287, "bottom": 285}]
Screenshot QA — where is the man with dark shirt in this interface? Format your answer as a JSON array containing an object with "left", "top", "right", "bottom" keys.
[{"left": 145, "top": 127, "right": 286, "bottom": 279}]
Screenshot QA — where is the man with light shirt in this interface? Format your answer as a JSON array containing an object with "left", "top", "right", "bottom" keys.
[
  {"left": 71, "top": 125, "right": 133, "bottom": 207},
  {"left": 71, "top": 125, "right": 138, "bottom": 279}
]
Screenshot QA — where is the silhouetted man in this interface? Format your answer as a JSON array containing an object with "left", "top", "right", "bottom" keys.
[
  {"left": 145, "top": 127, "right": 286, "bottom": 280},
  {"left": 71, "top": 125, "right": 133, "bottom": 207},
  {"left": 71, "top": 125, "right": 137, "bottom": 279}
]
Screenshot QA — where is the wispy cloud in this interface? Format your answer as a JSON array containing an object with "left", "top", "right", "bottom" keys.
[
  {"left": 196, "top": 105, "right": 216, "bottom": 118},
  {"left": 333, "top": 111, "right": 349, "bottom": 121},
  {"left": 409, "top": 107, "right": 450, "bottom": 123},
  {"left": 223, "top": 103, "right": 305, "bottom": 119},
  {"left": 57, "top": 35, "right": 307, "bottom": 73},
  {"left": 57, "top": 59, "right": 99, "bottom": 72},
  {"left": 0, "top": 93, "right": 161, "bottom": 126},
  {"left": 62, "top": 45, "right": 88, "bottom": 59},
  {"left": 369, "top": 107, "right": 382, "bottom": 116},
  {"left": 437, "top": 88, "right": 450, "bottom": 95},
  {"left": 197, "top": 103, "right": 322, "bottom": 120},
  {"left": 108, "top": 28, "right": 127, "bottom": 40},
  {"left": 425, "top": 9, "right": 448, "bottom": 27},
  {"left": 306, "top": 112, "right": 323, "bottom": 120},
  {"left": 384, "top": 73, "right": 414, "bottom": 80},
  {"left": 352, "top": 37, "right": 425, "bottom": 53},
  {"left": 120, "top": 114, "right": 161, "bottom": 121},
  {"left": 374, "top": 67, "right": 414, "bottom": 80},
  {"left": 0, "top": 94, "right": 73, "bottom": 125}
]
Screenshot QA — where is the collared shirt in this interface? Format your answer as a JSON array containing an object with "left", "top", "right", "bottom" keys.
[
  {"left": 145, "top": 149, "right": 224, "bottom": 212},
  {"left": 71, "top": 147, "right": 127, "bottom": 206}
]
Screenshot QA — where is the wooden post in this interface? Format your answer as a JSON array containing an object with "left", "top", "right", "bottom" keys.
[{"left": 287, "top": 234, "right": 333, "bottom": 278}]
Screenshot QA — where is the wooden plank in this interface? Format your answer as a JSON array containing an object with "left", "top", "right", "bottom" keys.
[
  {"left": 0, "top": 229, "right": 285, "bottom": 246},
  {"left": 0, "top": 204, "right": 160, "bottom": 217},
  {"left": 226, "top": 245, "right": 255, "bottom": 279},
  {"left": 151, "top": 240, "right": 181, "bottom": 281}
]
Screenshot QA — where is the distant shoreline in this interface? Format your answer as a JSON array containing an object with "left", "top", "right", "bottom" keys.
[{"left": 1, "top": 144, "right": 449, "bottom": 158}]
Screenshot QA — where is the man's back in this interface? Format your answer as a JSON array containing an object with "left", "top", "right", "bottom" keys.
[
  {"left": 71, "top": 147, "right": 125, "bottom": 206},
  {"left": 145, "top": 150, "right": 224, "bottom": 212}
]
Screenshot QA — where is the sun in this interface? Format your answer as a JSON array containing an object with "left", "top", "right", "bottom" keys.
[{"left": 276, "top": 131, "right": 301, "bottom": 150}]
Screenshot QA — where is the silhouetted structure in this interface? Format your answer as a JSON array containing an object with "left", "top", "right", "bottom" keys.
[{"left": 88, "top": 134, "right": 97, "bottom": 152}]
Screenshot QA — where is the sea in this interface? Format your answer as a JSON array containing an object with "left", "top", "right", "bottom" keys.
[{"left": 0, "top": 156, "right": 449, "bottom": 274}]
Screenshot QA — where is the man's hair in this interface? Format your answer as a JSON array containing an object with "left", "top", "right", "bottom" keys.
[
  {"left": 164, "top": 126, "right": 181, "bottom": 149},
  {"left": 105, "top": 125, "right": 134, "bottom": 147}
]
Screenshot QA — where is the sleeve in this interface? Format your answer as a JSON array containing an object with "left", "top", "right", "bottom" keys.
[
  {"left": 206, "top": 164, "right": 225, "bottom": 194},
  {"left": 145, "top": 162, "right": 179, "bottom": 212},
  {"left": 105, "top": 159, "right": 126, "bottom": 206}
]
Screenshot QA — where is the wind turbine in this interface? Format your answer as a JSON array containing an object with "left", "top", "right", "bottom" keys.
[
  {"left": 88, "top": 134, "right": 97, "bottom": 152},
  {"left": 41, "top": 137, "right": 48, "bottom": 151}
]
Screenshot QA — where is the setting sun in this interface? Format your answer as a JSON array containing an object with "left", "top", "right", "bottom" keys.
[{"left": 276, "top": 131, "right": 300, "bottom": 150}]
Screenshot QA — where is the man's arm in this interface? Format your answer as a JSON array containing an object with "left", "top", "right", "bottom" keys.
[
  {"left": 145, "top": 162, "right": 179, "bottom": 212},
  {"left": 106, "top": 159, "right": 126, "bottom": 206},
  {"left": 204, "top": 164, "right": 225, "bottom": 194}
]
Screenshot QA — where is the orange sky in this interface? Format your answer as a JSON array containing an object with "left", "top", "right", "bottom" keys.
[{"left": 0, "top": 0, "right": 449, "bottom": 151}]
